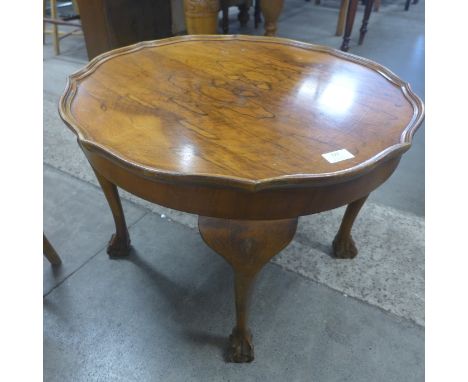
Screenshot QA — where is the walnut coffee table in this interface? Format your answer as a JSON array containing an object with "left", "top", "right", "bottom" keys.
[{"left": 59, "top": 35, "right": 424, "bottom": 363}]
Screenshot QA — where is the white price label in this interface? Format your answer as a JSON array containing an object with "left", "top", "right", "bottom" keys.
[{"left": 322, "top": 149, "right": 354, "bottom": 164}]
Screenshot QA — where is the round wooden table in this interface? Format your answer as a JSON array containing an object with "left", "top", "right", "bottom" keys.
[{"left": 59, "top": 35, "right": 424, "bottom": 363}]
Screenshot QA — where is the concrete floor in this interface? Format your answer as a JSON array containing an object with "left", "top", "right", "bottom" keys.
[
  {"left": 44, "top": 1, "right": 424, "bottom": 380},
  {"left": 44, "top": 165, "right": 423, "bottom": 381}
]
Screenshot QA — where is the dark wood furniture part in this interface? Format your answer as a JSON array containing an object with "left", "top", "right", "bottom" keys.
[
  {"left": 59, "top": 35, "right": 424, "bottom": 362},
  {"left": 340, "top": 0, "right": 375, "bottom": 51},
  {"left": 358, "top": 0, "right": 375, "bottom": 45},
  {"left": 405, "top": 0, "right": 419, "bottom": 11},
  {"left": 76, "top": 0, "right": 173, "bottom": 60},
  {"left": 254, "top": 0, "right": 262, "bottom": 28},
  {"left": 184, "top": 0, "right": 283, "bottom": 36},
  {"left": 221, "top": 0, "right": 253, "bottom": 34},
  {"left": 220, "top": 0, "right": 262, "bottom": 33},
  {"left": 309, "top": 0, "right": 379, "bottom": 49},
  {"left": 43, "top": 234, "right": 62, "bottom": 266}
]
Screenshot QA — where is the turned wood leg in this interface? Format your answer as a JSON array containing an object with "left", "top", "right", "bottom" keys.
[
  {"left": 340, "top": 0, "right": 358, "bottom": 51},
  {"left": 199, "top": 216, "right": 298, "bottom": 362},
  {"left": 43, "top": 234, "right": 62, "bottom": 265},
  {"left": 254, "top": 0, "right": 261, "bottom": 28},
  {"left": 358, "top": 0, "right": 374, "bottom": 45},
  {"left": 260, "top": 0, "right": 284, "bottom": 36},
  {"left": 333, "top": 195, "right": 368, "bottom": 259},
  {"left": 336, "top": 0, "right": 350, "bottom": 36},
  {"left": 184, "top": 0, "right": 220, "bottom": 35},
  {"left": 93, "top": 169, "right": 131, "bottom": 258}
]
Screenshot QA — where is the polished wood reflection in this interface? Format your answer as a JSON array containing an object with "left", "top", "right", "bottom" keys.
[{"left": 61, "top": 35, "right": 423, "bottom": 192}]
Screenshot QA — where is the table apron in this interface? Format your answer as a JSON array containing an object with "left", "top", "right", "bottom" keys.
[{"left": 83, "top": 148, "right": 401, "bottom": 220}]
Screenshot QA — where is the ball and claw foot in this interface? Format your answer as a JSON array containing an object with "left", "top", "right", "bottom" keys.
[
  {"left": 228, "top": 328, "right": 254, "bottom": 363},
  {"left": 107, "top": 233, "right": 131, "bottom": 258},
  {"left": 333, "top": 234, "right": 358, "bottom": 259}
]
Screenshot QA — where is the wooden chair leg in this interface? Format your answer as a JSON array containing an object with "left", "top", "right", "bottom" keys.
[
  {"left": 340, "top": 0, "right": 358, "bottom": 51},
  {"left": 199, "top": 216, "right": 298, "bottom": 362},
  {"left": 50, "top": 0, "right": 60, "bottom": 55},
  {"left": 43, "top": 234, "right": 62, "bottom": 266},
  {"left": 92, "top": 169, "right": 131, "bottom": 258},
  {"left": 336, "top": 0, "right": 349, "bottom": 36},
  {"left": 405, "top": 0, "right": 411, "bottom": 11},
  {"left": 333, "top": 195, "right": 368, "bottom": 259},
  {"left": 358, "top": 0, "right": 374, "bottom": 45}
]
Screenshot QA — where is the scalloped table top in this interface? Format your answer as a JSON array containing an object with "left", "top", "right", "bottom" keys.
[{"left": 60, "top": 35, "right": 423, "bottom": 190}]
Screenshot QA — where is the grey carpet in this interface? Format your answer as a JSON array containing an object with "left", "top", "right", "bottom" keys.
[{"left": 44, "top": 92, "right": 424, "bottom": 326}]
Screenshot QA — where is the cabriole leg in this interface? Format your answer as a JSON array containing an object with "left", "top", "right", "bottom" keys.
[
  {"left": 198, "top": 216, "right": 298, "bottom": 362},
  {"left": 333, "top": 195, "right": 368, "bottom": 259},
  {"left": 93, "top": 169, "right": 131, "bottom": 258}
]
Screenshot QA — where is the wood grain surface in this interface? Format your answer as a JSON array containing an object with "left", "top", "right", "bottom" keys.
[{"left": 60, "top": 35, "right": 424, "bottom": 192}]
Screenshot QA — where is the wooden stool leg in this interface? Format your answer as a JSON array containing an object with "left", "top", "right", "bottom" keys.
[
  {"left": 340, "top": 0, "right": 358, "bottom": 51},
  {"left": 184, "top": 0, "right": 220, "bottom": 34},
  {"left": 254, "top": 0, "right": 261, "bottom": 28},
  {"left": 333, "top": 195, "right": 368, "bottom": 259},
  {"left": 199, "top": 216, "right": 298, "bottom": 362},
  {"left": 50, "top": 0, "right": 60, "bottom": 55},
  {"left": 260, "top": 0, "right": 284, "bottom": 36},
  {"left": 358, "top": 0, "right": 374, "bottom": 45},
  {"left": 93, "top": 169, "right": 131, "bottom": 258},
  {"left": 43, "top": 234, "right": 62, "bottom": 265},
  {"left": 336, "top": 0, "right": 350, "bottom": 36},
  {"left": 405, "top": 0, "right": 411, "bottom": 11}
]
